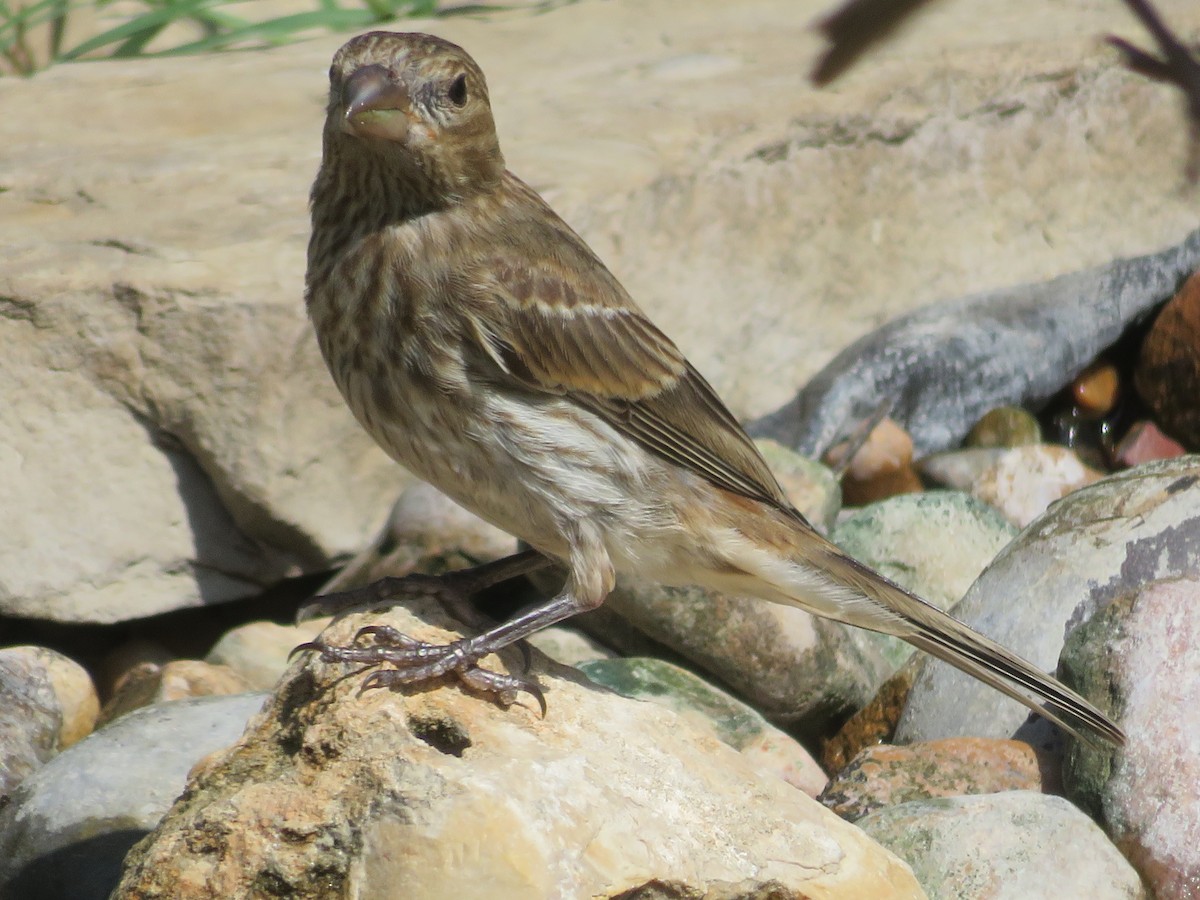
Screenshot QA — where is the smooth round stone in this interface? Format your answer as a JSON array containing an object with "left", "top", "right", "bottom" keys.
[
  {"left": 972, "top": 444, "right": 1102, "bottom": 527},
  {"left": 0, "top": 693, "right": 269, "bottom": 900},
  {"left": 897, "top": 455, "right": 1200, "bottom": 750},
  {"left": 819, "top": 737, "right": 1049, "bottom": 821},
  {"left": 1135, "top": 270, "right": 1200, "bottom": 450},
  {"left": 206, "top": 618, "right": 330, "bottom": 691},
  {"left": 825, "top": 417, "right": 923, "bottom": 507},
  {"left": 1072, "top": 361, "right": 1120, "bottom": 416},
  {"left": 857, "top": 792, "right": 1145, "bottom": 899},
  {"left": 965, "top": 406, "right": 1042, "bottom": 448},
  {"left": 832, "top": 491, "right": 1016, "bottom": 671}
]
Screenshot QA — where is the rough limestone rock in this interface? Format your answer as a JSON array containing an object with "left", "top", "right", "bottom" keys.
[
  {"left": 4, "top": 0, "right": 1198, "bottom": 622},
  {"left": 113, "top": 599, "right": 924, "bottom": 899}
]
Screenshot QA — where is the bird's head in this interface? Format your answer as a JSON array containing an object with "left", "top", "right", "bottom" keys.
[{"left": 324, "top": 31, "right": 505, "bottom": 201}]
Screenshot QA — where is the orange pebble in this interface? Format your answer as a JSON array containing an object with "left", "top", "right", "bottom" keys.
[
  {"left": 1072, "top": 361, "right": 1120, "bottom": 416},
  {"left": 826, "top": 417, "right": 923, "bottom": 506}
]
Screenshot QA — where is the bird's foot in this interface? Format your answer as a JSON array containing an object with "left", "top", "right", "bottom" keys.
[{"left": 293, "top": 624, "right": 546, "bottom": 714}]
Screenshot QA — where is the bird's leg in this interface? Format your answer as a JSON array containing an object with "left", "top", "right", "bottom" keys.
[
  {"left": 296, "top": 547, "right": 550, "bottom": 621},
  {"left": 295, "top": 540, "right": 611, "bottom": 712}
]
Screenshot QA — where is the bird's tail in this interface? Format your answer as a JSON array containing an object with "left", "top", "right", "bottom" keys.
[{"left": 781, "top": 530, "right": 1125, "bottom": 747}]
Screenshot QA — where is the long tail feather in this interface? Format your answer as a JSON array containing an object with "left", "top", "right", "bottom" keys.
[{"left": 802, "top": 539, "right": 1125, "bottom": 747}]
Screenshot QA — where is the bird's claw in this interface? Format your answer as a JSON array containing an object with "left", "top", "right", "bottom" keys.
[{"left": 292, "top": 625, "right": 545, "bottom": 715}]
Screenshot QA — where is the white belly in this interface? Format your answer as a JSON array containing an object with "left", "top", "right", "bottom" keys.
[{"left": 339, "top": 358, "right": 688, "bottom": 579}]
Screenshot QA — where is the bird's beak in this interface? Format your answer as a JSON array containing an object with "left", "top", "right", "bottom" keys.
[{"left": 342, "top": 65, "right": 410, "bottom": 142}]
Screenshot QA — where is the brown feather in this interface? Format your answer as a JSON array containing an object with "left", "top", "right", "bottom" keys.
[
  {"left": 465, "top": 176, "right": 795, "bottom": 513},
  {"left": 303, "top": 31, "right": 1125, "bottom": 748}
]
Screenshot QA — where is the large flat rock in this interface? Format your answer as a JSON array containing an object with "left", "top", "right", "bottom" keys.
[{"left": 3, "top": 0, "right": 1197, "bottom": 621}]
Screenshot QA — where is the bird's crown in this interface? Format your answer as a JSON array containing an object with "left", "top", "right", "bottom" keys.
[{"left": 321, "top": 31, "right": 504, "bottom": 202}]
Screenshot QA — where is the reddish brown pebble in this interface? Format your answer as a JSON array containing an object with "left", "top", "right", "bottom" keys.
[
  {"left": 822, "top": 659, "right": 920, "bottom": 774},
  {"left": 818, "top": 737, "right": 1054, "bottom": 821},
  {"left": 1072, "top": 361, "right": 1120, "bottom": 416},
  {"left": 1114, "top": 420, "right": 1187, "bottom": 467},
  {"left": 1135, "top": 270, "right": 1200, "bottom": 450},
  {"left": 825, "top": 417, "right": 923, "bottom": 506}
]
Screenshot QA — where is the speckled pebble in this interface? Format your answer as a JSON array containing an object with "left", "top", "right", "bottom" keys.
[
  {"left": 972, "top": 444, "right": 1103, "bottom": 527},
  {"left": 1063, "top": 576, "right": 1200, "bottom": 899},
  {"left": 858, "top": 792, "right": 1145, "bottom": 899},
  {"left": 820, "top": 737, "right": 1050, "bottom": 821}
]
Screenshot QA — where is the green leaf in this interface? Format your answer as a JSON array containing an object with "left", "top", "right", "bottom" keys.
[{"left": 58, "top": 0, "right": 219, "bottom": 59}]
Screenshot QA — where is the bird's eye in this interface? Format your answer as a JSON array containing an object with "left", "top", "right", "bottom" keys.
[{"left": 447, "top": 73, "right": 468, "bottom": 107}]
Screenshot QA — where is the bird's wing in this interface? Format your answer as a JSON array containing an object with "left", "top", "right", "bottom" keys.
[{"left": 462, "top": 185, "right": 794, "bottom": 513}]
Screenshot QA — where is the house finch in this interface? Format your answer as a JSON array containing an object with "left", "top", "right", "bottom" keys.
[{"left": 301, "top": 31, "right": 1123, "bottom": 746}]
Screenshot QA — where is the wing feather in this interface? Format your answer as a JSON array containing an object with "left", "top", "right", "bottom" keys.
[{"left": 462, "top": 186, "right": 793, "bottom": 513}]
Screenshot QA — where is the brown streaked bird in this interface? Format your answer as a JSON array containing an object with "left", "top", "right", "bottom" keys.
[{"left": 301, "top": 30, "right": 1124, "bottom": 747}]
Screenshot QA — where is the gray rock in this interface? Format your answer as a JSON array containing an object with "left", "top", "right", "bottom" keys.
[
  {"left": 1063, "top": 576, "right": 1200, "bottom": 899},
  {"left": 897, "top": 455, "right": 1200, "bottom": 747},
  {"left": 0, "top": 651, "right": 62, "bottom": 801},
  {"left": 857, "top": 791, "right": 1145, "bottom": 899},
  {"left": 754, "top": 227, "right": 1200, "bottom": 458},
  {"left": 0, "top": 693, "right": 268, "bottom": 900}
]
